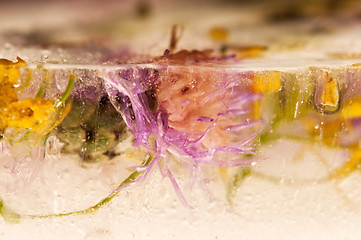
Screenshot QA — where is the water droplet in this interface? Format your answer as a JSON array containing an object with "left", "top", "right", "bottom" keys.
[{"left": 41, "top": 50, "right": 51, "bottom": 60}]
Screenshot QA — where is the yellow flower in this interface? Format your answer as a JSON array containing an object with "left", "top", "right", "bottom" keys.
[
  {"left": 0, "top": 57, "right": 55, "bottom": 133},
  {"left": 1, "top": 98, "right": 55, "bottom": 131},
  {"left": 0, "top": 61, "right": 74, "bottom": 146}
]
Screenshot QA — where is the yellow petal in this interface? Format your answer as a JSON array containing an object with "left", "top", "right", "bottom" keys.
[
  {"left": 342, "top": 99, "right": 361, "bottom": 119},
  {"left": 0, "top": 57, "right": 26, "bottom": 84},
  {"left": 2, "top": 98, "right": 55, "bottom": 131},
  {"left": 252, "top": 71, "right": 281, "bottom": 93},
  {"left": 0, "top": 57, "right": 26, "bottom": 67}
]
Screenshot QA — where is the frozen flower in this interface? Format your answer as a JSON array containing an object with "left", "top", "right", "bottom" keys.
[{"left": 104, "top": 66, "right": 261, "bottom": 206}]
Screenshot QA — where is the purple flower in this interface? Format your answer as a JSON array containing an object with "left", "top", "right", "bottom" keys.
[{"left": 103, "top": 66, "right": 261, "bottom": 206}]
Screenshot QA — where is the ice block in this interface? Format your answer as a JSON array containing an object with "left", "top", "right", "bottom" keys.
[{"left": 1, "top": 0, "right": 361, "bottom": 239}]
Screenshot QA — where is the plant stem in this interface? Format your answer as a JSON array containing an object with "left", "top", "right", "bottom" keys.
[
  {"left": 58, "top": 74, "right": 75, "bottom": 104},
  {"left": 1, "top": 155, "right": 154, "bottom": 221}
]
